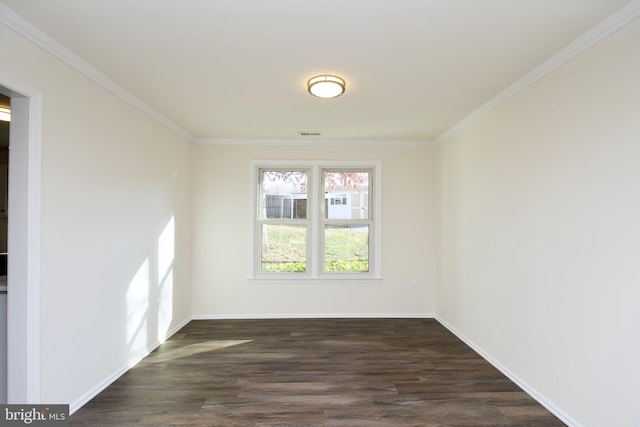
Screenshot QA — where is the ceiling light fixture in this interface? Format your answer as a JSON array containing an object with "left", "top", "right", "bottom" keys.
[
  {"left": 0, "top": 107, "right": 10, "bottom": 122},
  {"left": 307, "top": 75, "right": 346, "bottom": 99}
]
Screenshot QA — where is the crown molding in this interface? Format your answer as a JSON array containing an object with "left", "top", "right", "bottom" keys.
[
  {"left": 194, "top": 138, "right": 437, "bottom": 147},
  {"left": 0, "top": 3, "right": 194, "bottom": 142},
  {"left": 4, "top": 0, "right": 638, "bottom": 147},
  {"left": 434, "top": 0, "right": 640, "bottom": 146}
]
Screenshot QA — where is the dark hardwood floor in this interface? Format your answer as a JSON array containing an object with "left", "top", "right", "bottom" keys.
[{"left": 71, "top": 318, "right": 565, "bottom": 426}]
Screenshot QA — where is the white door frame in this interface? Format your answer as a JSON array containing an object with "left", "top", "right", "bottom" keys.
[{"left": 0, "top": 74, "right": 42, "bottom": 403}]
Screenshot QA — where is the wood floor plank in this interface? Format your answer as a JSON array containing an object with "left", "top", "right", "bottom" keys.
[{"left": 71, "top": 319, "right": 565, "bottom": 426}]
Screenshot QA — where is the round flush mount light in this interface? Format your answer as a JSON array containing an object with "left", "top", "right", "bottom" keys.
[{"left": 307, "top": 75, "right": 346, "bottom": 99}]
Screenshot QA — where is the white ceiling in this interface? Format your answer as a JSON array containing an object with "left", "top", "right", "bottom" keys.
[{"left": 0, "top": 0, "right": 632, "bottom": 142}]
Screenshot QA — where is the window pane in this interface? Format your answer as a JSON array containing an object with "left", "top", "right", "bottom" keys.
[
  {"left": 324, "top": 225, "right": 369, "bottom": 272},
  {"left": 261, "top": 170, "right": 307, "bottom": 219},
  {"left": 324, "top": 171, "right": 369, "bottom": 219},
  {"left": 261, "top": 224, "right": 307, "bottom": 273}
]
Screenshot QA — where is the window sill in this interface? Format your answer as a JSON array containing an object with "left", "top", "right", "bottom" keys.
[{"left": 248, "top": 276, "right": 382, "bottom": 284}]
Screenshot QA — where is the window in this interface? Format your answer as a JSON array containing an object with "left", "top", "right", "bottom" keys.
[{"left": 252, "top": 161, "right": 381, "bottom": 280}]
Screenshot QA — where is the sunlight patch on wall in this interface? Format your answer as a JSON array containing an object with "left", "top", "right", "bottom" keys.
[
  {"left": 127, "top": 258, "right": 149, "bottom": 354},
  {"left": 157, "top": 216, "right": 175, "bottom": 343},
  {"left": 158, "top": 216, "right": 174, "bottom": 279}
]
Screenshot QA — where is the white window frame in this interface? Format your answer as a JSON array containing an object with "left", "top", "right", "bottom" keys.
[{"left": 250, "top": 160, "right": 382, "bottom": 281}]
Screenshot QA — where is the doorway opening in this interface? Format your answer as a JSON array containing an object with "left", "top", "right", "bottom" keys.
[
  {"left": 0, "top": 93, "right": 8, "bottom": 403},
  {"left": 0, "top": 80, "right": 42, "bottom": 404}
]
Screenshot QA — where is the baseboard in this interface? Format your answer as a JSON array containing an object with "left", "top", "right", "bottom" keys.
[
  {"left": 192, "top": 313, "right": 435, "bottom": 320},
  {"left": 69, "top": 316, "right": 191, "bottom": 415},
  {"left": 434, "top": 316, "right": 581, "bottom": 427}
]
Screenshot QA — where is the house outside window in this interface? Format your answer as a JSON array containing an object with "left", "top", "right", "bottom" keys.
[{"left": 251, "top": 160, "right": 381, "bottom": 280}]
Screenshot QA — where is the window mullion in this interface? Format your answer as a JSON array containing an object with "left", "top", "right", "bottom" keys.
[
  {"left": 309, "top": 165, "right": 320, "bottom": 278},
  {"left": 319, "top": 166, "right": 327, "bottom": 277}
]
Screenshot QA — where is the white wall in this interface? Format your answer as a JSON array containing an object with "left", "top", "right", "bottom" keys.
[
  {"left": 0, "top": 24, "right": 192, "bottom": 409},
  {"left": 191, "top": 143, "right": 436, "bottom": 318},
  {"left": 436, "top": 17, "right": 640, "bottom": 427}
]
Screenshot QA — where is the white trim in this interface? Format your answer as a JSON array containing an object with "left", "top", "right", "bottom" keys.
[
  {"left": 247, "top": 278, "right": 383, "bottom": 284},
  {"left": 192, "top": 313, "right": 435, "bottom": 320},
  {"left": 250, "top": 160, "right": 380, "bottom": 168},
  {"left": 433, "top": 0, "right": 640, "bottom": 145},
  {"left": 0, "top": 3, "right": 193, "bottom": 142},
  {"left": 195, "top": 138, "right": 436, "bottom": 147},
  {"left": 0, "top": 74, "right": 42, "bottom": 404},
  {"left": 248, "top": 163, "right": 258, "bottom": 279},
  {"left": 435, "top": 316, "right": 581, "bottom": 427},
  {"left": 309, "top": 165, "right": 319, "bottom": 277},
  {"left": 372, "top": 162, "right": 382, "bottom": 278},
  {"left": 69, "top": 316, "right": 191, "bottom": 415},
  {"left": 25, "top": 91, "right": 42, "bottom": 404}
]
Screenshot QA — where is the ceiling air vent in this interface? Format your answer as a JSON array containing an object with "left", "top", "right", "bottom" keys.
[{"left": 298, "top": 131, "right": 323, "bottom": 137}]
